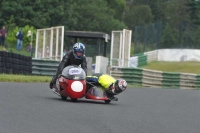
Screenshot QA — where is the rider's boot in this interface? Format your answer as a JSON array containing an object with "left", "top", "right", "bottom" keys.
[
  {"left": 107, "top": 93, "right": 118, "bottom": 101},
  {"left": 49, "top": 77, "right": 56, "bottom": 89},
  {"left": 49, "top": 81, "right": 54, "bottom": 89},
  {"left": 109, "top": 96, "right": 118, "bottom": 101}
]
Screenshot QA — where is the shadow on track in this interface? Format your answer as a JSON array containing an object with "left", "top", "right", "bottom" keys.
[{"left": 46, "top": 96, "right": 117, "bottom": 105}]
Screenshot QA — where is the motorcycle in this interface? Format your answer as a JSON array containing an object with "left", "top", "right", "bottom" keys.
[{"left": 52, "top": 65, "right": 118, "bottom": 104}]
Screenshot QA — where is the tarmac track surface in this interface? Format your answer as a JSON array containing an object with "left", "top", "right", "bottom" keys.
[{"left": 0, "top": 82, "right": 200, "bottom": 133}]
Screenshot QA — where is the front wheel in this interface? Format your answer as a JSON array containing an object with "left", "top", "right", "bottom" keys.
[
  {"left": 71, "top": 98, "right": 77, "bottom": 102},
  {"left": 104, "top": 100, "right": 111, "bottom": 104},
  {"left": 61, "top": 95, "right": 67, "bottom": 100}
]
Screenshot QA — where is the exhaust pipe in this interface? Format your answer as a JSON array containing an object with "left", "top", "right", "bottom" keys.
[{"left": 52, "top": 89, "right": 61, "bottom": 96}]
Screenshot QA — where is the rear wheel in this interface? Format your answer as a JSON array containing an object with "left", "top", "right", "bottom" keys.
[
  {"left": 71, "top": 98, "right": 77, "bottom": 102},
  {"left": 104, "top": 100, "right": 111, "bottom": 104}
]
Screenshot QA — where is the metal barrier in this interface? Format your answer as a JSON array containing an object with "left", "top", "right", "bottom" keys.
[
  {"left": 31, "top": 57, "right": 93, "bottom": 76},
  {"left": 144, "top": 50, "right": 158, "bottom": 62},
  {"left": 32, "top": 58, "right": 59, "bottom": 76},
  {"left": 132, "top": 53, "right": 147, "bottom": 67},
  {"left": 110, "top": 66, "right": 200, "bottom": 90}
]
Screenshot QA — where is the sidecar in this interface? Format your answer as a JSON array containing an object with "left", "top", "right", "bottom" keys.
[{"left": 85, "top": 82, "right": 118, "bottom": 104}]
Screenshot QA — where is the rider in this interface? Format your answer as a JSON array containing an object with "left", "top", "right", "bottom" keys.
[
  {"left": 49, "top": 42, "right": 87, "bottom": 89},
  {"left": 86, "top": 73, "right": 127, "bottom": 100}
]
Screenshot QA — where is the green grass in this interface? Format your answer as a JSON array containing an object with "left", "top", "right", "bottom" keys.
[
  {"left": 140, "top": 61, "right": 200, "bottom": 74},
  {"left": 128, "top": 83, "right": 143, "bottom": 88},
  {"left": 0, "top": 74, "right": 51, "bottom": 83},
  {"left": 1, "top": 45, "right": 33, "bottom": 57},
  {"left": 9, "top": 48, "right": 33, "bottom": 57}
]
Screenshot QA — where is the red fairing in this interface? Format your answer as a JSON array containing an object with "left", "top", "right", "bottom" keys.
[
  {"left": 85, "top": 87, "right": 109, "bottom": 100},
  {"left": 86, "top": 93, "right": 109, "bottom": 100},
  {"left": 59, "top": 77, "right": 86, "bottom": 98}
]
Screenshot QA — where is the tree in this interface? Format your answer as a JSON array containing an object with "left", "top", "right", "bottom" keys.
[
  {"left": 106, "top": 0, "right": 127, "bottom": 21},
  {"left": 0, "top": 0, "right": 128, "bottom": 33},
  {"left": 67, "top": 0, "right": 127, "bottom": 32},
  {"left": 193, "top": 26, "right": 200, "bottom": 48},
  {"left": 160, "top": 23, "right": 178, "bottom": 48},
  {"left": 124, "top": 5, "right": 153, "bottom": 29},
  {"left": 187, "top": 0, "right": 200, "bottom": 25},
  {"left": 0, "top": 0, "right": 36, "bottom": 27}
]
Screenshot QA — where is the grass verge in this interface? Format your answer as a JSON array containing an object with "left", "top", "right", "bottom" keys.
[
  {"left": 1, "top": 45, "right": 33, "bottom": 57},
  {"left": 140, "top": 61, "right": 200, "bottom": 74},
  {"left": 0, "top": 74, "right": 51, "bottom": 83}
]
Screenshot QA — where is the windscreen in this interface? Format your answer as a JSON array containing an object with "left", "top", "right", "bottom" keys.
[
  {"left": 61, "top": 65, "right": 86, "bottom": 80},
  {"left": 87, "top": 86, "right": 108, "bottom": 97}
]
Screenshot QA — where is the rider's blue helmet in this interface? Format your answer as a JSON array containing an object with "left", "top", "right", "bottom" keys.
[{"left": 73, "top": 43, "right": 85, "bottom": 59}]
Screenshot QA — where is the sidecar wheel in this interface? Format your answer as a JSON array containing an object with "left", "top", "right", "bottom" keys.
[
  {"left": 105, "top": 100, "right": 111, "bottom": 104},
  {"left": 71, "top": 98, "right": 77, "bottom": 102}
]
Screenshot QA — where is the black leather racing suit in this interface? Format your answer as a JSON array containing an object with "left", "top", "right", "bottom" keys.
[{"left": 52, "top": 50, "right": 87, "bottom": 84}]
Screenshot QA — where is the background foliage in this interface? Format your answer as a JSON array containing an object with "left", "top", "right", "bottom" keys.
[
  {"left": 0, "top": 0, "right": 200, "bottom": 55},
  {"left": 6, "top": 25, "right": 36, "bottom": 49}
]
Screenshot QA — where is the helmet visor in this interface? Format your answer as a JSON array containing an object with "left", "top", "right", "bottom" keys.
[{"left": 114, "top": 83, "right": 122, "bottom": 94}]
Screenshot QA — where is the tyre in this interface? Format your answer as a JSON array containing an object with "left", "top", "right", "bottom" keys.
[
  {"left": 9, "top": 69, "right": 13, "bottom": 74},
  {"left": 19, "top": 70, "right": 23, "bottom": 74},
  {"left": 11, "top": 64, "right": 15, "bottom": 69},
  {"left": 21, "top": 55, "right": 25, "bottom": 61},
  {"left": 28, "top": 57, "right": 32, "bottom": 62},
  {"left": 15, "top": 65, "right": 19, "bottom": 70},
  {"left": 22, "top": 60, "right": 24, "bottom": 65},
  {"left": 15, "top": 59, "right": 20, "bottom": 65},
  {"left": 7, "top": 52, "right": 11, "bottom": 57},
  {"left": 23, "top": 60, "right": 25, "bottom": 65},
  {"left": 2, "top": 68, "right": 6, "bottom": 73},
  {"left": 71, "top": 98, "right": 77, "bottom": 102},
  {"left": 15, "top": 54, "right": 19, "bottom": 59},
  {"left": 6, "top": 63, "right": 11, "bottom": 68},
  {"left": 11, "top": 53, "right": 15, "bottom": 58},
  {"left": 18, "top": 54, "right": 22, "bottom": 60},
  {"left": 18, "top": 60, "right": 21, "bottom": 65},
  {"left": 104, "top": 100, "right": 111, "bottom": 104},
  {"left": 1, "top": 57, "right": 5, "bottom": 62},
  {"left": 25, "top": 61, "right": 29, "bottom": 66},
  {"left": 23, "top": 71, "right": 28, "bottom": 75},
  {"left": 13, "top": 70, "right": 18, "bottom": 74},
  {"left": 15, "top": 59, "right": 19, "bottom": 65},
  {"left": 2, "top": 51, "right": 8, "bottom": 57},
  {"left": 29, "top": 68, "right": 32, "bottom": 74},
  {"left": 25, "top": 66, "right": 29, "bottom": 71},
  {"left": 61, "top": 95, "right": 67, "bottom": 100},
  {"left": 7, "top": 57, "right": 11, "bottom": 63},
  {"left": 10, "top": 58, "right": 13, "bottom": 63},
  {"left": 1, "top": 62, "right": 5, "bottom": 68},
  {"left": 6, "top": 69, "right": 12, "bottom": 74}
]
